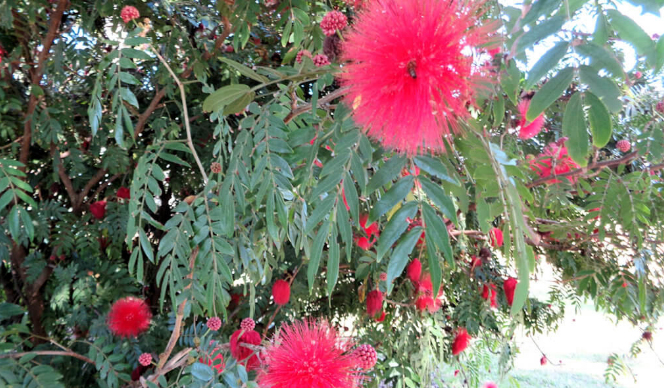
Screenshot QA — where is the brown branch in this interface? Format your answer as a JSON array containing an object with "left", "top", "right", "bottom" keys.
[
  {"left": 284, "top": 87, "right": 349, "bottom": 124},
  {"left": 147, "top": 247, "right": 198, "bottom": 385},
  {"left": 89, "top": 173, "right": 122, "bottom": 202},
  {"left": 0, "top": 350, "right": 94, "bottom": 364},
  {"left": 526, "top": 151, "right": 639, "bottom": 188},
  {"left": 76, "top": 168, "right": 109, "bottom": 209},
  {"left": 133, "top": 89, "right": 166, "bottom": 138},
  {"left": 19, "top": 0, "right": 69, "bottom": 171}
]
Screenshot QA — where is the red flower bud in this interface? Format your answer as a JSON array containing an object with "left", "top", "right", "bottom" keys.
[
  {"left": 90, "top": 201, "right": 107, "bottom": 220},
  {"left": 366, "top": 290, "right": 383, "bottom": 318},
  {"left": 503, "top": 277, "right": 517, "bottom": 307},
  {"left": 272, "top": 279, "right": 291, "bottom": 305},
  {"left": 406, "top": 258, "right": 422, "bottom": 284}
]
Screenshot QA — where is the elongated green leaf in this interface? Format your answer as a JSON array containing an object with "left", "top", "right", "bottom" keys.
[
  {"left": 327, "top": 229, "right": 339, "bottom": 296},
  {"left": 308, "top": 221, "right": 330, "bottom": 291},
  {"left": 593, "top": 11, "right": 609, "bottom": 46},
  {"left": 562, "top": 92, "right": 589, "bottom": 166},
  {"left": 365, "top": 156, "right": 406, "bottom": 194},
  {"left": 585, "top": 92, "right": 612, "bottom": 148},
  {"left": 422, "top": 202, "right": 454, "bottom": 268},
  {"left": 527, "top": 67, "right": 574, "bottom": 121},
  {"left": 516, "top": 15, "right": 566, "bottom": 54},
  {"left": 607, "top": 10, "right": 656, "bottom": 57},
  {"left": 386, "top": 228, "right": 421, "bottom": 294},
  {"left": 219, "top": 57, "right": 269, "bottom": 83},
  {"left": 579, "top": 65, "right": 622, "bottom": 113},
  {"left": 522, "top": 0, "right": 561, "bottom": 26},
  {"left": 414, "top": 156, "right": 459, "bottom": 185},
  {"left": 376, "top": 201, "right": 418, "bottom": 262},
  {"left": 525, "top": 42, "right": 569, "bottom": 89},
  {"left": 419, "top": 177, "right": 457, "bottom": 225},
  {"left": 501, "top": 59, "right": 521, "bottom": 105},
  {"left": 203, "top": 84, "right": 251, "bottom": 112},
  {"left": 368, "top": 176, "right": 414, "bottom": 223},
  {"left": 576, "top": 43, "right": 624, "bottom": 78},
  {"left": 223, "top": 91, "right": 254, "bottom": 115}
]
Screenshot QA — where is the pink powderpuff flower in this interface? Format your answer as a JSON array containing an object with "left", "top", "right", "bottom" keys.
[
  {"left": 230, "top": 327, "right": 261, "bottom": 371},
  {"left": 272, "top": 279, "right": 291, "bottom": 305},
  {"left": 121, "top": 6, "right": 140, "bottom": 24},
  {"left": 138, "top": 353, "right": 152, "bottom": 366},
  {"left": 484, "top": 382, "right": 498, "bottom": 388},
  {"left": 320, "top": 10, "right": 348, "bottom": 37},
  {"left": 534, "top": 138, "right": 580, "bottom": 184},
  {"left": 616, "top": 139, "right": 631, "bottom": 152},
  {"left": 107, "top": 297, "right": 152, "bottom": 338},
  {"left": 452, "top": 328, "right": 471, "bottom": 355},
  {"left": 341, "top": 0, "right": 495, "bottom": 155},
  {"left": 503, "top": 277, "right": 517, "bottom": 307},
  {"left": 354, "top": 344, "right": 377, "bottom": 370},
  {"left": 406, "top": 258, "right": 422, "bottom": 285},
  {"left": 257, "top": 319, "right": 360, "bottom": 388},
  {"left": 296, "top": 49, "right": 312, "bottom": 63},
  {"left": 240, "top": 317, "right": 256, "bottom": 331},
  {"left": 313, "top": 54, "right": 331, "bottom": 67},
  {"left": 517, "top": 100, "right": 545, "bottom": 139},
  {"left": 207, "top": 317, "right": 222, "bottom": 331}
]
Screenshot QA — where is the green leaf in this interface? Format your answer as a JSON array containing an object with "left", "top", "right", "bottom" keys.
[
  {"left": 368, "top": 176, "right": 414, "bottom": 223},
  {"left": 493, "top": 94, "right": 505, "bottom": 127},
  {"left": 419, "top": 177, "right": 457, "bottom": 225},
  {"left": 576, "top": 43, "right": 624, "bottom": 78},
  {"left": 500, "top": 59, "right": 521, "bottom": 105},
  {"left": 327, "top": 229, "right": 339, "bottom": 296},
  {"left": 414, "top": 156, "right": 459, "bottom": 185},
  {"left": 422, "top": 202, "right": 454, "bottom": 268},
  {"left": 562, "top": 92, "right": 589, "bottom": 166},
  {"left": 376, "top": 201, "right": 418, "bottom": 262},
  {"left": 191, "top": 363, "right": 214, "bottom": 381},
  {"left": 219, "top": 57, "right": 269, "bottom": 83},
  {"left": 607, "top": 10, "right": 656, "bottom": 58},
  {"left": 308, "top": 221, "right": 330, "bottom": 292},
  {"left": 522, "top": 0, "right": 561, "bottom": 26},
  {"left": 593, "top": 11, "right": 609, "bottom": 46},
  {"left": 525, "top": 42, "right": 569, "bottom": 90},
  {"left": 120, "top": 88, "right": 139, "bottom": 108},
  {"left": 527, "top": 67, "right": 574, "bottom": 121},
  {"left": 585, "top": 92, "right": 612, "bottom": 148},
  {"left": 516, "top": 15, "right": 566, "bottom": 54},
  {"left": 0, "top": 303, "right": 25, "bottom": 320},
  {"left": 386, "top": 228, "right": 422, "bottom": 294},
  {"left": 579, "top": 65, "right": 622, "bottom": 113},
  {"left": 203, "top": 84, "right": 251, "bottom": 113},
  {"left": 223, "top": 91, "right": 254, "bottom": 115},
  {"left": 365, "top": 156, "right": 406, "bottom": 194}
]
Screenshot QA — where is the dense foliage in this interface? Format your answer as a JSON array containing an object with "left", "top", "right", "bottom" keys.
[{"left": 1, "top": 0, "right": 663, "bottom": 387}]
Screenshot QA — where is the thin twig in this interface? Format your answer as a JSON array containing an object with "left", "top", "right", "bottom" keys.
[
  {"left": 284, "top": 87, "right": 349, "bottom": 124},
  {"left": 149, "top": 46, "right": 209, "bottom": 184},
  {"left": 0, "top": 350, "right": 94, "bottom": 365}
]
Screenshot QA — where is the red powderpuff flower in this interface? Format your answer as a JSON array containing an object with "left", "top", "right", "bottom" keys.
[
  {"left": 406, "top": 258, "right": 422, "bottom": 284},
  {"left": 416, "top": 273, "right": 443, "bottom": 313},
  {"left": 452, "top": 328, "right": 471, "bottom": 355},
  {"left": 272, "top": 279, "right": 291, "bottom": 305},
  {"left": 359, "top": 214, "right": 380, "bottom": 237},
  {"left": 356, "top": 236, "right": 374, "bottom": 250},
  {"left": 489, "top": 227, "right": 503, "bottom": 247},
  {"left": 341, "top": 0, "right": 495, "bottom": 155},
  {"left": 117, "top": 187, "right": 130, "bottom": 200},
  {"left": 230, "top": 328, "right": 262, "bottom": 371},
  {"left": 517, "top": 100, "right": 545, "bottom": 139},
  {"left": 366, "top": 289, "right": 383, "bottom": 318},
  {"left": 120, "top": 6, "right": 140, "bottom": 24},
  {"left": 354, "top": 344, "right": 377, "bottom": 370},
  {"left": 207, "top": 317, "right": 222, "bottom": 331},
  {"left": 531, "top": 138, "right": 580, "bottom": 184},
  {"left": 481, "top": 284, "right": 498, "bottom": 308},
  {"left": 503, "top": 277, "right": 518, "bottom": 306},
  {"left": 107, "top": 297, "right": 152, "bottom": 337},
  {"left": 138, "top": 353, "right": 152, "bottom": 367},
  {"left": 257, "top": 319, "right": 359, "bottom": 388},
  {"left": 200, "top": 344, "right": 225, "bottom": 373},
  {"left": 320, "top": 11, "right": 348, "bottom": 37},
  {"left": 90, "top": 201, "right": 107, "bottom": 220}
]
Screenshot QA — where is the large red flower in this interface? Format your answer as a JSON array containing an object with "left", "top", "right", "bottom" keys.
[
  {"left": 406, "top": 258, "right": 422, "bottom": 284},
  {"left": 230, "top": 328, "right": 262, "bottom": 371},
  {"left": 452, "top": 328, "right": 471, "bottom": 355},
  {"left": 272, "top": 279, "right": 291, "bottom": 305},
  {"left": 257, "top": 319, "right": 359, "bottom": 388},
  {"left": 90, "top": 201, "right": 107, "bottom": 220},
  {"left": 341, "top": 0, "right": 494, "bottom": 155},
  {"left": 107, "top": 297, "right": 152, "bottom": 338},
  {"left": 517, "top": 100, "right": 545, "bottom": 139},
  {"left": 529, "top": 138, "right": 580, "bottom": 184},
  {"left": 503, "top": 277, "right": 518, "bottom": 307}
]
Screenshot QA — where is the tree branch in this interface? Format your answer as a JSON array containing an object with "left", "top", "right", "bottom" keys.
[
  {"left": 19, "top": 0, "right": 69, "bottom": 171},
  {"left": 76, "top": 168, "right": 108, "bottom": 209},
  {"left": 284, "top": 87, "right": 349, "bottom": 124}
]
